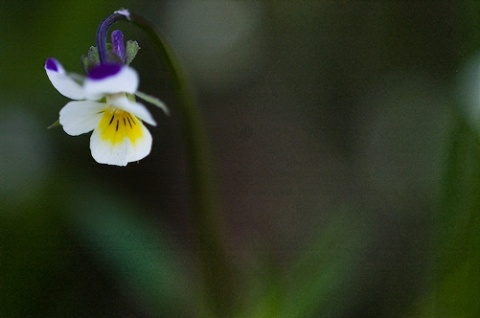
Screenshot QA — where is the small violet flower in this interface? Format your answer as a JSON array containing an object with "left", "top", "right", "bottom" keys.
[{"left": 45, "top": 22, "right": 167, "bottom": 166}]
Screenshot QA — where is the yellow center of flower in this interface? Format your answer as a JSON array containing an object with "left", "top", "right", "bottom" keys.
[{"left": 97, "top": 108, "right": 143, "bottom": 145}]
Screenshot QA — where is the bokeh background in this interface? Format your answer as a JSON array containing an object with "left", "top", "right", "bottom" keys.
[{"left": 2, "top": 1, "right": 480, "bottom": 317}]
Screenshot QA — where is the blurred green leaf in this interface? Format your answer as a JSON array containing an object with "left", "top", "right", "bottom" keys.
[
  {"left": 0, "top": 179, "right": 70, "bottom": 318},
  {"left": 70, "top": 185, "right": 195, "bottom": 317},
  {"left": 243, "top": 210, "right": 368, "bottom": 318},
  {"left": 412, "top": 113, "right": 480, "bottom": 317},
  {"left": 282, "top": 212, "right": 367, "bottom": 318}
]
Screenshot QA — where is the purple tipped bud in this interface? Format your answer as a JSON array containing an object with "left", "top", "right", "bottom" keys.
[
  {"left": 88, "top": 64, "right": 122, "bottom": 80},
  {"left": 111, "top": 30, "right": 126, "bottom": 63},
  {"left": 45, "top": 58, "right": 59, "bottom": 72}
]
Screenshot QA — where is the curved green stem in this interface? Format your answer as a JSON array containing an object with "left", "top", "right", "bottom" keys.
[{"left": 128, "top": 12, "right": 235, "bottom": 317}]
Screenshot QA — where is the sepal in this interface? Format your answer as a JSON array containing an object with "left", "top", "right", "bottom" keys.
[
  {"left": 82, "top": 46, "right": 101, "bottom": 72},
  {"left": 125, "top": 40, "right": 140, "bottom": 65},
  {"left": 47, "top": 119, "right": 60, "bottom": 129},
  {"left": 135, "top": 91, "right": 169, "bottom": 115}
]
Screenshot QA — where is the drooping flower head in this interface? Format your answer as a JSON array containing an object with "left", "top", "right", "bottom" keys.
[{"left": 45, "top": 9, "right": 168, "bottom": 166}]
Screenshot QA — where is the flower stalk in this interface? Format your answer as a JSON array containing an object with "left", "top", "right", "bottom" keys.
[{"left": 99, "top": 10, "right": 236, "bottom": 316}]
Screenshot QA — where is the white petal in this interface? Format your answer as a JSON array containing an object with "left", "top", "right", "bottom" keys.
[
  {"left": 84, "top": 65, "right": 139, "bottom": 100},
  {"left": 109, "top": 95, "right": 156, "bottom": 126},
  {"left": 59, "top": 101, "right": 104, "bottom": 136},
  {"left": 89, "top": 121, "right": 152, "bottom": 166},
  {"left": 45, "top": 58, "right": 86, "bottom": 100},
  {"left": 126, "top": 124, "right": 153, "bottom": 162}
]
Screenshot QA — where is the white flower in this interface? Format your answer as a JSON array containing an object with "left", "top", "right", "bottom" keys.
[{"left": 45, "top": 58, "right": 167, "bottom": 166}]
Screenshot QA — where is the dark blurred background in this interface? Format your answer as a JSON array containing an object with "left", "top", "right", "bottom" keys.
[{"left": 1, "top": 1, "right": 478, "bottom": 317}]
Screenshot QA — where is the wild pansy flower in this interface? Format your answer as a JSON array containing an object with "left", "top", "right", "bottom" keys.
[{"left": 45, "top": 9, "right": 168, "bottom": 166}]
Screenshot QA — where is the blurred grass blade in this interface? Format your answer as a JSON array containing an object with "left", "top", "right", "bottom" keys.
[
  {"left": 70, "top": 186, "right": 194, "bottom": 317},
  {"left": 281, "top": 211, "right": 367, "bottom": 318},
  {"left": 412, "top": 114, "right": 480, "bottom": 317},
  {"left": 244, "top": 210, "right": 367, "bottom": 318},
  {"left": 431, "top": 114, "right": 480, "bottom": 317}
]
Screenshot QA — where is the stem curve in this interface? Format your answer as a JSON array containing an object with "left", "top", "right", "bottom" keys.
[
  {"left": 98, "top": 9, "right": 236, "bottom": 317},
  {"left": 96, "top": 11, "right": 129, "bottom": 64}
]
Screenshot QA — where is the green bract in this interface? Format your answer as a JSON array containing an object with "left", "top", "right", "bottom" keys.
[{"left": 125, "top": 40, "right": 140, "bottom": 65}]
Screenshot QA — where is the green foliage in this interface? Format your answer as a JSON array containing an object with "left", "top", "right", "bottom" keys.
[
  {"left": 0, "top": 177, "right": 71, "bottom": 317},
  {"left": 70, "top": 185, "right": 195, "bottom": 317},
  {"left": 411, "top": 113, "right": 480, "bottom": 317},
  {"left": 241, "top": 211, "right": 368, "bottom": 318},
  {"left": 434, "top": 115, "right": 480, "bottom": 317}
]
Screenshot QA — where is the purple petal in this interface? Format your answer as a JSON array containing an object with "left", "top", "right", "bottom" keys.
[
  {"left": 45, "top": 58, "right": 59, "bottom": 72},
  {"left": 88, "top": 64, "right": 122, "bottom": 80},
  {"left": 111, "top": 30, "right": 126, "bottom": 63}
]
